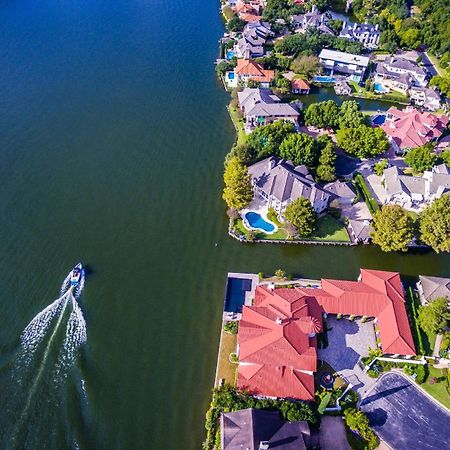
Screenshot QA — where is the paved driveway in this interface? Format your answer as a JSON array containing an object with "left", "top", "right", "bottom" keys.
[
  {"left": 318, "top": 317, "right": 376, "bottom": 393},
  {"left": 361, "top": 372, "right": 450, "bottom": 450}
]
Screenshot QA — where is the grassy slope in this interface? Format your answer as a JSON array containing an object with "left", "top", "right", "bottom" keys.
[
  {"left": 421, "top": 366, "right": 450, "bottom": 410},
  {"left": 216, "top": 329, "right": 237, "bottom": 386}
]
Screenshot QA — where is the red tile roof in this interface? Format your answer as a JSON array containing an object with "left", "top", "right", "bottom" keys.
[
  {"left": 235, "top": 59, "right": 275, "bottom": 83},
  {"left": 382, "top": 107, "right": 449, "bottom": 149},
  {"left": 236, "top": 269, "right": 415, "bottom": 400},
  {"left": 291, "top": 78, "right": 310, "bottom": 91}
]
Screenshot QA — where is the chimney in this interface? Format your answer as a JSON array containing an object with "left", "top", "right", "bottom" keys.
[
  {"left": 276, "top": 317, "right": 282, "bottom": 325},
  {"left": 375, "top": 24, "right": 379, "bottom": 30},
  {"left": 268, "top": 282, "right": 275, "bottom": 291},
  {"left": 353, "top": 22, "right": 357, "bottom": 31},
  {"left": 311, "top": 4, "right": 317, "bottom": 13},
  {"left": 268, "top": 157, "right": 277, "bottom": 170},
  {"left": 259, "top": 442, "right": 269, "bottom": 450}
]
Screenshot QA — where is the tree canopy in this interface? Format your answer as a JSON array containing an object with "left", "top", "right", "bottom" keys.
[
  {"left": 418, "top": 297, "right": 450, "bottom": 336},
  {"left": 222, "top": 157, "right": 253, "bottom": 210},
  {"left": 316, "top": 135, "right": 336, "bottom": 182},
  {"left": 279, "top": 133, "right": 320, "bottom": 167},
  {"left": 336, "top": 125, "right": 389, "bottom": 159},
  {"left": 419, "top": 195, "right": 450, "bottom": 253},
  {"left": 304, "top": 100, "right": 340, "bottom": 129},
  {"left": 284, "top": 197, "right": 317, "bottom": 237},
  {"left": 404, "top": 144, "right": 437, "bottom": 173},
  {"left": 338, "top": 100, "right": 366, "bottom": 129},
  {"left": 371, "top": 205, "right": 414, "bottom": 252},
  {"left": 291, "top": 55, "right": 322, "bottom": 79},
  {"left": 247, "top": 120, "right": 296, "bottom": 160}
]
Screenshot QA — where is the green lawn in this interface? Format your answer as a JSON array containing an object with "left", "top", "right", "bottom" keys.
[
  {"left": 234, "top": 214, "right": 349, "bottom": 242},
  {"left": 348, "top": 81, "right": 409, "bottom": 103},
  {"left": 215, "top": 328, "right": 238, "bottom": 387},
  {"left": 421, "top": 366, "right": 450, "bottom": 410},
  {"left": 228, "top": 104, "right": 247, "bottom": 146},
  {"left": 426, "top": 53, "right": 446, "bottom": 77},
  {"left": 353, "top": 174, "right": 380, "bottom": 217},
  {"left": 303, "top": 215, "right": 350, "bottom": 242}
]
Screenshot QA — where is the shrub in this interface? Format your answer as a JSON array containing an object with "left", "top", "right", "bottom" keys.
[
  {"left": 318, "top": 392, "right": 332, "bottom": 414},
  {"left": 414, "top": 364, "right": 427, "bottom": 384},
  {"left": 229, "top": 352, "right": 239, "bottom": 363},
  {"left": 337, "top": 313, "right": 342, "bottom": 320},
  {"left": 275, "top": 268, "right": 287, "bottom": 279},
  {"left": 224, "top": 321, "right": 238, "bottom": 334}
]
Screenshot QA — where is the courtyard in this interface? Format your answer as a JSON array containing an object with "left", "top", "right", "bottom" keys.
[{"left": 318, "top": 316, "right": 376, "bottom": 393}]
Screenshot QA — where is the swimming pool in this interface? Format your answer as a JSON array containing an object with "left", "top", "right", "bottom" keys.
[
  {"left": 227, "top": 72, "right": 235, "bottom": 80},
  {"left": 373, "top": 83, "right": 388, "bottom": 93},
  {"left": 371, "top": 114, "right": 386, "bottom": 126},
  {"left": 313, "top": 76, "right": 336, "bottom": 83},
  {"left": 224, "top": 277, "right": 252, "bottom": 313},
  {"left": 226, "top": 50, "right": 236, "bottom": 60},
  {"left": 245, "top": 211, "right": 275, "bottom": 233}
]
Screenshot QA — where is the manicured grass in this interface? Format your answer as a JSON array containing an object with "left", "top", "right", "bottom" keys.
[
  {"left": 421, "top": 366, "right": 450, "bottom": 410},
  {"left": 234, "top": 215, "right": 349, "bottom": 242},
  {"left": 303, "top": 215, "right": 350, "bottom": 242},
  {"left": 228, "top": 104, "right": 247, "bottom": 146},
  {"left": 215, "top": 328, "right": 238, "bottom": 387},
  {"left": 348, "top": 81, "right": 409, "bottom": 103}
]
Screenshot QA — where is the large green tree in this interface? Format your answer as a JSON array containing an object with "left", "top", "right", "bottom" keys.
[
  {"left": 284, "top": 197, "right": 317, "bottom": 237},
  {"left": 404, "top": 144, "right": 437, "bottom": 173},
  {"left": 316, "top": 136, "right": 336, "bottom": 182},
  {"left": 304, "top": 100, "right": 340, "bottom": 129},
  {"left": 336, "top": 125, "right": 389, "bottom": 159},
  {"left": 222, "top": 157, "right": 253, "bottom": 209},
  {"left": 279, "top": 133, "right": 320, "bottom": 167},
  {"left": 371, "top": 205, "right": 414, "bottom": 252},
  {"left": 247, "top": 120, "right": 295, "bottom": 160},
  {"left": 418, "top": 297, "right": 450, "bottom": 335},
  {"left": 291, "top": 55, "right": 322, "bottom": 79},
  {"left": 419, "top": 196, "right": 450, "bottom": 253},
  {"left": 338, "top": 100, "right": 366, "bottom": 129}
]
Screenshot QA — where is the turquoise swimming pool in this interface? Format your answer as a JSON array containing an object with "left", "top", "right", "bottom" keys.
[
  {"left": 374, "top": 83, "right": 388, "bottom": 93},
  {"left": 313, "top": 76, "right": 336, "bottom": 83},
  {"left": 245, "top": 211, "right": 275, "bottom": 233}
]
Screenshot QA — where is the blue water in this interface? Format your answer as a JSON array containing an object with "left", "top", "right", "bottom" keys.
[
  {"left": 226, "top": 50, "right": 235, "bottom": 60},
  {"left": 224, "top": 277, "right": 252, "bottom": 313},
  {"left": 245, "top": 212, "right": 275, "bottom": 232},
  {"left": 372, "top": 114, "right": 386, "bottom": 126},
  {"left": 313, "top": 76, "right": 336, "bottom": 83},
  {"left": 228, "top": 72, "right": 235, "bottom": 80},
  {"left": 374, "top": 83, "right": 387, "bottom": 93}
]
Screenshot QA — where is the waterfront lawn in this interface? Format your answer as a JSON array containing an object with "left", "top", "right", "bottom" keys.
[
  {"left": 228, "top": 104, "right": 247, "bottom": 146},
  {"left": 234, "top": 215, "right": 349, "bottom": 242},
  {"left": 348, "top": 81, "right": 409, "bottom": 103},
  {"left": 303, "top": 215, "right": 350, "bottom": 242},
  {"left": 422, "top": 366, "right": 450, "bottom": 410},
  {"left": 216, "top": 327, "right": 238, "bottom": 387}
]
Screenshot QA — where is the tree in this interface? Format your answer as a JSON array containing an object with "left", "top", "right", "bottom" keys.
[
  {"left": 400, "top": 28, "right": 421, "bottom": 49},
  {"left": 276, "top": 75, "right": 291, "bottom": 94},
  {"left": 338, "top": 100, "right": 366, "bottom": 129},
  {"left": 380, "top": 29, "right": 399, "bottom": 53},
  {"left": 275, "top": 268, "right": 286, "bottom": 278},
  {"left": 284, "top": 198, "right": 317, "bottom": 237},
  {"left": 419, "top": 196, "right": 450, "bottom": 253},
  {"left": 222, "top": 157, "right": 253, "bottom": 209},
  {"left": 304, "top": 100, "right": 340, "bottom": 129},
  {"left": 418, "top": 297, "right": 450, "bottom": 335},
  {"left": 336, "top": 125, "right": 389, "bottom": 159},
  {"left": 316, "top": 136, "right": 336, "bottom": 182},
  {"left": 227, "top": 16, "right": 245, "bottom": 33},
  {"left": 344, "top": 408, "right": 369, "bottom": 432},
  {"left": 430, "top": 76, "right": 450, "bottom": 97},
  {"left": 279, "top": 133, "right": 320, "bottom": 167},
  {"left": 374, "top": 159, "right": 389, "bottom": 176},
  {"left": 291, "top": 55, "right": 322, "bottom": 79},
  {"left": 247, "top": 120, "right": 295, "bottom": 160},
  {"left": 440, "top": 149, "right": 450, "bottom": 166},
  {"left": 371, "top": 205, "right": 414, "bottom": 252},
  {"left": 404, "top": 144, "right": 437, "bottom": 173},
  {"left": 216, "top": 60, "right": 234, "bottom": 77},
  {"left": 284, "top": 222, "right": 298, "bottom": 239}
]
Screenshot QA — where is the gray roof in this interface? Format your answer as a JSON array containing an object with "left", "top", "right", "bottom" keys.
[
  {"left": 419, "top": 275, "right": 450, "bottom": 301},
  {"left": 324, "top": 180, "right": 356, "bottom": 200},
  {"left": 348, "top": 219, "right": 371, "bottom": 242},
  {"left": 249, "top": 156, "right": 330, "bottom": 206},
  {"left": 340, "top": 22, "right": 380, "bottom": 39},
  {"left": 375, "top": 63, "right": 413, "bottom": 87},
  {"left": 383, "top": 56, "right": 426, "bottom": 77},
  {"left": 384, "top": 166, "right": 426, "bottom": 196},
  {"left": 238, "top": 88, "right": 280, "bottom": 111},
  {"left": 221, "top": 408, "right": 310, "bottom": 450}
]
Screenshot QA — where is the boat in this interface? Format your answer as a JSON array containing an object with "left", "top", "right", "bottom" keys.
[{"left": 70, "top": 262, "right": 84, "bottom": 287}]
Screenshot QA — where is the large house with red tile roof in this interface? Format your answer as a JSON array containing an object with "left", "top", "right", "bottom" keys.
[
  {"left": 382, "top": 106, "right": 449, "bottom": 153},
  {"left": 232, "top": 59, "right": 275, "bottom": 88},
  {"left": 237, "top": 269, "right": 415, "bottom": 401}
]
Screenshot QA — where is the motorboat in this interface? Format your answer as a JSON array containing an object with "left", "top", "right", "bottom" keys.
[{"left": 70, "top": 262, "right": 84, "bottom": 287}]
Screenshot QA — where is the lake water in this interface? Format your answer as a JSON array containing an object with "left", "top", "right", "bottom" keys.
[{"left": 0, "top": 1, "right": 449, "bottom": 449}]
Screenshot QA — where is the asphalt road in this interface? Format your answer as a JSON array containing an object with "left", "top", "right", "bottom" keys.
[
  {"left": 360, "top": 372, "right": 450, "bottom": 450},
  {"left": 420, "top": 52, "right": 438, "bottom": 78}
]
